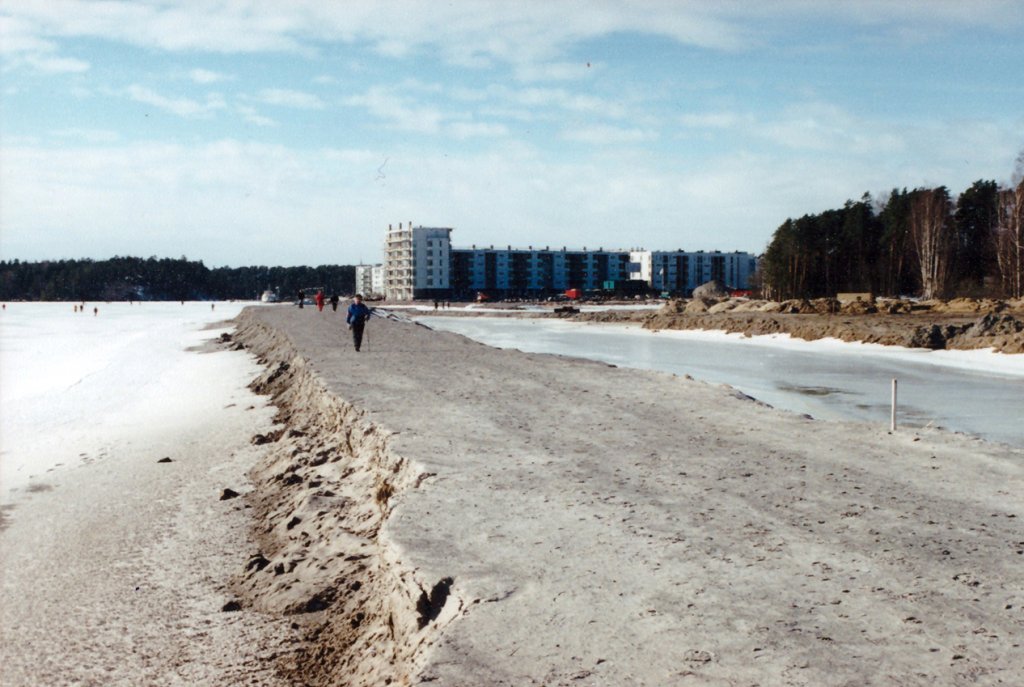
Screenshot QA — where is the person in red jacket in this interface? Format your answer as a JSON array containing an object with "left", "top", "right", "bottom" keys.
[{"left": 315, "top": 289, "right": 325, "bottom": 312}]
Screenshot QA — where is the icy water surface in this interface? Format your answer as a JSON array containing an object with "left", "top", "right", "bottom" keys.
[{"left": 420, "top": 316, "right": 1024, "bottom": 446}]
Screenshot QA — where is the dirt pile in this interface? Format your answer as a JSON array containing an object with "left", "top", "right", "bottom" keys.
[
  {"left": 692, "top": 280, "right": 728, "bottom": 298},
  {"left": 630, "top": 298, "right": 1024, "bottom": 353}
]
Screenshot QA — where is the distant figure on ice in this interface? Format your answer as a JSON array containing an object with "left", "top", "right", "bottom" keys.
[
  {"left": 329, "top": 294, "right": 339, "bottom": 312},
  {"left": 433, "top": 299, "right": 439, "bottom": 310},
  {"left": 346, "top": 294, "right": 372, "bottom": 353},
  {"left": 297, "top": 289, "right": 305, "bottom": 309},
  {"left": 315, "top": 290, "right": 325, "bottom": 312},
  {"left": 93, "top": 307, "right": 98, "bottom": 316}
]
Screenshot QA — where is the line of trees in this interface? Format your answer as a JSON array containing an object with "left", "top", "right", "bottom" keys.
[
  {"left": 0, "top": 256, "right": 356, "bottom": 302},
  {"left": 761, "top": 176, "right": 1024, "bottom": 300}
]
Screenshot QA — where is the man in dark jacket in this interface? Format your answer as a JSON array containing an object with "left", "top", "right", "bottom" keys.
[{"left": 346, "top": 294, "right": 372, "bottom": 352}]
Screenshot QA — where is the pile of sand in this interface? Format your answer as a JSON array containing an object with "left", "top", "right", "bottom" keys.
[
  {"left": 634, "top": 297, "right": 1024, "bottom": 353},
  {"left": 226, "top": 320, "right": 462, "bottom": 686}
]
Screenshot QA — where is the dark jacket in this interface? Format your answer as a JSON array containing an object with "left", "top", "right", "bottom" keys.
[{"left": 346, "top": 302, "right": 372, "bottom": 325}]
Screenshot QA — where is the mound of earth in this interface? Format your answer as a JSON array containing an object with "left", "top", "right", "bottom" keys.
[
  {"left": 692, "top": 280, "right": 729, "bottom": 298},
  {"left": 581, "top": 297, "right": 1024, "bottom": 354}
]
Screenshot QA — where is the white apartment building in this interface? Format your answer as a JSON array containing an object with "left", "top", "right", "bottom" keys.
[
  {"left": 381, "top": 222, "right": 757, "bottom": 299},
  {"left": 354, "top": 263, "right": 385, "bottom": 298},
  {"left": 383, "top": 223, "right": 452, "bottom": 301},
  {"left": 371, "top": 265, "right": 385, "bottom": 296}
]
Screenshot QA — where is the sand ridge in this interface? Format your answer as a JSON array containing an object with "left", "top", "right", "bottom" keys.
[
  {"left": 232, "top": 306, "right": 1024, "bottom": 686},
  {"left": 575, "top": 297, "right": 1024, "bottom": 354},
  {"left": 225, "top": 326, "right": 463, "bottom": 686}
]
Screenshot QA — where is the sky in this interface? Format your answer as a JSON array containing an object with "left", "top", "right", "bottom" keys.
[{"left": 1, "top": 1, "right": 1023, "bottom": 268}]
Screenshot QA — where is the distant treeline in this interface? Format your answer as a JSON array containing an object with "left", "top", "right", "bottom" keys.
[
  {"left": 761, "top": 178, "right": 1024, "bottom": 300},
  {"left": 0, "top": 256, "right": 356, "bottom": 301}
]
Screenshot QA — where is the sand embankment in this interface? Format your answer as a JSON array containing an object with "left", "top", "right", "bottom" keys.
[
  {"left": 232, "top": 306, "right": 1024, "bottom": 686},
  {"left": 569, "top": 297, "right": 1024, "bottom": 354}
]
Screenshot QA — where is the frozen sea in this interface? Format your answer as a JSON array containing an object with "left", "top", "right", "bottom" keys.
[
  {"left": 0, "top": 301, "right": 255, "bottom": 501},
  {"left": 419, "top": 316, "right": 1024, "bottom": 447}
]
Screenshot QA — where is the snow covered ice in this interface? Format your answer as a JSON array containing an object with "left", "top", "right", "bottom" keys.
[{"left": 0, "top": 302, "right": 253, "bottom": 501}]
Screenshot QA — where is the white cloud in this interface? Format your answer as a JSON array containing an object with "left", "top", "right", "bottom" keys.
[
  {"left": 786, "top": 0, "right": 1024, "bottom": 33},
  {"left": 236, "top": 105, "right": 277, "bottom": 127},
  {"left": 0, "top": 13, "right": 89, "bottom": 72},
  {"left": 3, "top": 2, "right": 1022, "bottom": 266},
  {"left": 562, "top": 125, "right": 658, "bottom": 145},
  {"left": 344, "top": 86, "right": 444, "bottom": 134},
  {"left": 513, "top": 61, "right": 595, "bottom": 83},
  {"left": 511, "top": 87, "right": 629, "bottom": 119},
  {"left": 254, "top": 88, "right": 325, "bottom": 109},
  {"left": 22, "top": 53, "right": 89, "bottom": 73},
  {"left": 448, "top": 121, "right": 509, "bottom": 140},
  {"left": 678, "top": 112, "right": 747, "bottom": 129},
  {"left": 51, "top": 128, "right": 120, "bottom": 144},
  {"left": 188, "top": 68, "right": 228, "bottom": 84},
  {"left": 676, "top": 104, "right": 910, "bottom": 157},
  {"left": 4, "top": 122, "right": 1021, "bottom": 267},
  {"left": 753, "top": 103, "right": 907, "bottom": 155},
  {"left": 0, "top": 15, "right": 52, "bottom": 54},
  {"left": 125, "top": 85, "right": 226, "bottom": 118},
  {"left": 341, "top": 81, "right": 623, "bottom": 139},
  {"left": 372, "top": 38, "right": 414, "bottom": 60},
  {"left": 4, "top": 0, "right": 1023, "bottom": 81},
  {"left": 2, "top": 1, "right": 305, "bottom": 55},
  {"left": 0, "top": 140, "right": 385, "bottom": 266}
]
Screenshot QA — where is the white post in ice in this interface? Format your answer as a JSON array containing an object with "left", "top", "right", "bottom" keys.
[{"left": 890, "top": 378, "right": 898, "bottom": 432}]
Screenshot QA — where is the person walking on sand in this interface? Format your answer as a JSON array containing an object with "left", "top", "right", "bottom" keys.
[
  {"left": 297, "top": 289, "right": 305, "bottom": 308},
  {"left": 329, "top": 293, "right": 339, "bottom": 312},
  {"left": 346, "top": 294, "right": 372, "bottom": 352},
  {"left": 315, "top": 289, "right": 325, "bottom": 312}
]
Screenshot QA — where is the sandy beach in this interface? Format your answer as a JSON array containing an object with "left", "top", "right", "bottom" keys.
[{"left": 3, "top": 305, "right": 1023, "bottom": 686}]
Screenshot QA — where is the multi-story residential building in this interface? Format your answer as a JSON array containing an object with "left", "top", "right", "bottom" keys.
[
  {"left": 448, "top": 245, "right": 632, "bottom": 299},
  {"left": 383, "top": 223, "right": 452, "bottom": 301},
  {"left": 371, "top": 264, "right": 385, "bottom": 296},
  {"left": 382, "top": 222, "right": 758, "bottom": 300},
  {"left": 629, "top": 250, "right": 757, "bottom": 293},
  {"left": 354, "top": 263, "right": 385, "bottom": 298}
]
